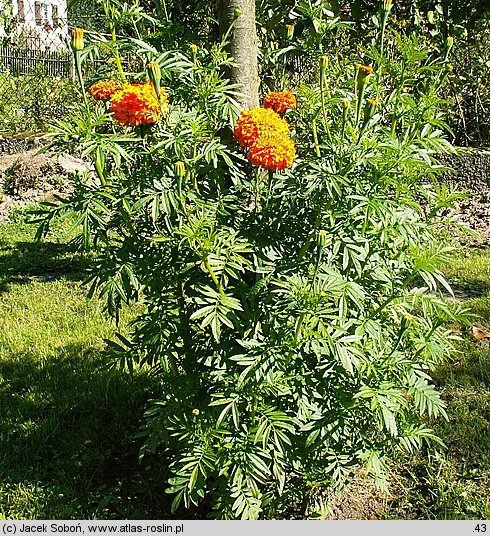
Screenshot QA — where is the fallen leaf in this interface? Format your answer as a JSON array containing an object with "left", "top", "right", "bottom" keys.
[{"left": 472, "top": 326, "right": 490, "bottom": 340}]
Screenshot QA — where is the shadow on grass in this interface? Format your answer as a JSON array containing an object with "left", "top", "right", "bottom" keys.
[
  {"left": 0, "top": 239, "right": 90, "bottom": 292},
  {"left": 0, "top": 342, "right": 191, "bottom": 520},
  {"left": 386, "top": 335, "right": 490, "bottom": 519}
]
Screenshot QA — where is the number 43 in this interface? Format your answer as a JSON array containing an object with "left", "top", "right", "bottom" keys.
[{"left": 474, "top": 525, "right": 487, "bottom": 533}]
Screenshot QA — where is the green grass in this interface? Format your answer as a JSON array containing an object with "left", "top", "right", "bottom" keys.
[
  {"left": 0, "top": 209, "right": 177, "bottom": 519},
  {"left": 443, "top": 248, "right": 490, "bottom": 299},
  {"left": 0, "top": 208, "right": 489, "bottom": 519},
  {"left": 384, "top": 250, "right": 490, "bottom": 519}
]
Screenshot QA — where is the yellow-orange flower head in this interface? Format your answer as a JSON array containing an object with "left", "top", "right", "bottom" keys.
[
  {"left": 246, "top": 131, "right": 296, "bottom": 171},
  {"left": 263, "top": 91, "right": 297, "bottom": 114},
  {"left": 357, "top": 64, "right": 374, "bottom": 88},
  {"left": 110, "top": 82, "right": 167, "bottom": 127},
  {"left": 89, "top": 80, "right": 121, "bottom": 101},
  {"left": 234, "top": 108, "right": 289, "bottom": 148}
]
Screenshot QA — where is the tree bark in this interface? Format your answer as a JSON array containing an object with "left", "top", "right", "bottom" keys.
[{"left": 217, "top": 0, "right": 260, "bottom": 110}]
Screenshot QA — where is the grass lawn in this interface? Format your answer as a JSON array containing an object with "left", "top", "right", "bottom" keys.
[
  {"left": 0, "top": 208, "right": 489, "bottom": 519},
  {"left": 385, "top": 248, "right": 490, "bottom": 519},
  {"left": 0, "top": 210, "right": 175, "bottom": 519}
]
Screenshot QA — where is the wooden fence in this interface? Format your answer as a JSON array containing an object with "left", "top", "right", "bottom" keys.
[{"left": 0, "top": 46, "right": 73, "bottom": 77}]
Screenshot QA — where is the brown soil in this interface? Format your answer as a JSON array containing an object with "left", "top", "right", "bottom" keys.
[
  {"left": 323, "top": 470, "right": 391, "bottom": 520},
  {"left": 0, "top": 149, "right": 88, "bottom": 221}
]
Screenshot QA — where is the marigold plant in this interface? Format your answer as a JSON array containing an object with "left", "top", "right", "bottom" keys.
[
  {"left": 89, "top": 80, "right": 121, "bottom": 101},
  {"left": 263, "top": 90, "right": 297, "bottom": 114},
  {"left": 38, "top": 3, "right": 467, "bottom": 521},
  {"left": 109, "top": 82, "right": 166, "bottom": 127},
  {"left": 234, "top": 107, "right": 289, "bottom": 147},
  {"left": 247, "top": 131, "right": 296, "bottom": 170}
]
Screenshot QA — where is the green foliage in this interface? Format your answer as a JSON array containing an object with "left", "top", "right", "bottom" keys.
[
  {"left": 32, "top": 3, "right": 473, "bottom": 519},
  {"left": 1, "top": 210, "right": 486, "bottom": 519},
  {"left": 0, "top": 70, "right": 77, "bottom": 134}
]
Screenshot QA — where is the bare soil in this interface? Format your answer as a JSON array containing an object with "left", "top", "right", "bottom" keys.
[{"left": 0, "top": 149, "right": 88, "bottom": 221}]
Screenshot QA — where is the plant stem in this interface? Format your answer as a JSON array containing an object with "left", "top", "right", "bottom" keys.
[
  {"left": 312, "top": 119, "right": 321, "bottom": 157},
  {"left": 204, "top": 256, "right": 224, "bottom": 295},
  {"left": 319, "top": 66, "right": 331, "bottom": 141},
  {"left": 111, "top": 26, "right": 126, "bottom": 83},
  {"left": 265, "top": 169, "right": 274, "bottom": 209},
  {"left": 74, "top": 51, "right": 88, "bottom": 107},
  {"left": 356, "top": 83, "right": 366, "bottom": 126}
]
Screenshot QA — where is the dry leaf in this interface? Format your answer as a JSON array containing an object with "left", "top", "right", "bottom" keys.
[{"left": 472, "top": 326, "right": 490, "bottom": 340}]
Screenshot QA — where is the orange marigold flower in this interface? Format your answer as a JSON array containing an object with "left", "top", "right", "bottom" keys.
[
  {"left": 263, "top": 91, "right": 297, "bottom": 114},
  {"left": 234, "top": 108, "right": 289, "bottom": 148},
  {"left": 357, "top": 64, "right": 374, "bottom": 77},
  {"left": 110, "top": 82, "right": 167, "bottom": 127},
  {"left": 247, "top": 132, "right": 296, "bottom": 171},
  {"left": 89, "top": 80, "right": 121, "bottom": 101}
]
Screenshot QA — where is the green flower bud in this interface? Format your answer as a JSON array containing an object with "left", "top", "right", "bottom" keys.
[
  {"left": 356, "top": 64, "right": 374, "bottom": 89},
  {"left": 286, "top": 24, "right": 295, "bottom": 40},
  {"left": 317, "top": 230, "right": 327, "bottom": 248},
  {"left": 174, "top": 161, "right": 186, "bottom": 178},
  {"left": 71, "top": 28, "right": 84, "bottom": 52},
  {"left": 363, "top": 98, "right": 379, "bottom": 122},
  {"left": 444, "top": 35, "right": 454, "bottom": 61},
  {"left": 342, "top": 98, "right": 351, "bottom": 110},
  {"left": 189, "top": 43, "right": 198, "bottom": 63},
  {"left": 380, "top": 0, "right": 393, "bottom": 16},
  {"left": 234, "top": 8, "right": 242, "bottom": 18},
  {"left": 146, "top": 60, "right": 161, "bottom": 98},
  {"left": 319, "top": 55, "right": 328, "bottom": 70}
]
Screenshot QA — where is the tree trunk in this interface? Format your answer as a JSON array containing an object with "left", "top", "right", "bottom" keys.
[{"left": 217, "top": 0, "right": 260, "bottom": 110}]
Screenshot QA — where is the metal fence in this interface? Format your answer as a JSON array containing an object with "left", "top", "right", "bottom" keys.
[
  {"left": 0, "top": 3, "right": 105, "bottom": 134},
  {"left": 0, "top": 45, "right": 73, "bottom": 77}
]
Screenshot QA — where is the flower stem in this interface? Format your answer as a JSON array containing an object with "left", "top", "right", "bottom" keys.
[
  {"left": 319, "top": 64, "right": 331, "bottom": 141},
  {"left": 111, "top": 27, "right": 126, "bottom": 83},
  {"left": 356, "top": 83, "right": 366, "bottom": 126},
  {"left": 74, "top": 51, "right": 88, "bottom": 107},
  {"left": 312, "top": 119, "right": 321, "bottom": 157}
]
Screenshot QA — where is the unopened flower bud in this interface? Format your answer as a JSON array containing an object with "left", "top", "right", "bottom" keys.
[
  {"left": 319, "top": 55, "right": 328, "bottom": 70},
  {"left": 380, "top": 0, "right": 393, "bottom": 15},
  {"left": 174, "top": 161, "right": 186, "bottom": 177},
  {"left": 444, "top": 35, "right": 454, "bottom": 61},
  {"left": 192, "top": 408, "right": 200, "bottom": 416},
  {"left": 146, "top": 60, "right": 161, "bottom": 98},
  {"left": 317, "top": 230, "right": 327, "bottom": 248},
  {"left": 286, "top": 24, "right": 295, "bottom": 40},
  {"left": 234, "top": 8, "right": 241, "bottom": 18},
  {"left": 71, "top": 28, "right": 84, "bottom": 52},
  {"left": 342, "top": 98, "right": 351, "bottom": 110},
  {"left": 189, "top": 43, "right": 198, "bottom": 62},
  {"left": 363, "top": 98, "right": 379, "bottom": 122},
  {"left": 357, "top": 64, "right": 374, "bottom": 89}
]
